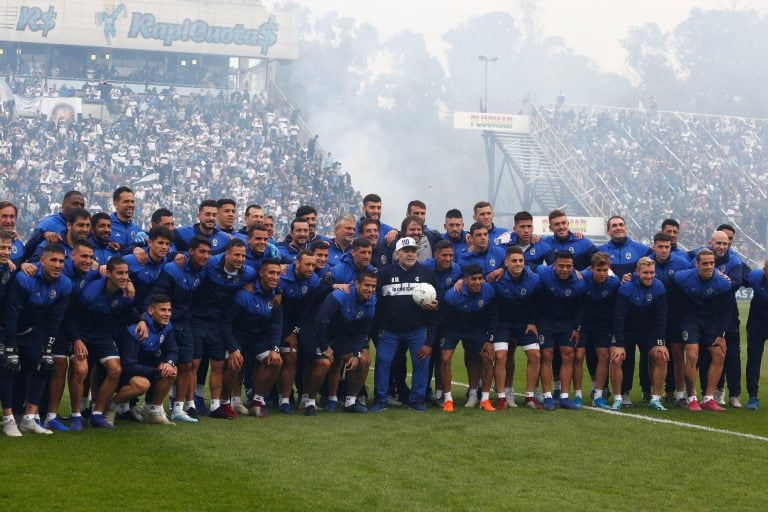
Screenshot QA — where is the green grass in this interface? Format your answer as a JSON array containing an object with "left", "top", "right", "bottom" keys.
[{"left": 2, "top": 302, "right": 767, "bottom": 511}]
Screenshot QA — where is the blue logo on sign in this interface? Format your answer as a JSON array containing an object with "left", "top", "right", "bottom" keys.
[
  {"left": 127, "top": 13, "right": 279, "bottom": 54},
  {"left": 16, "top": 5, "right": 57, "bottom": 37},
  {"left": 95, "top": 3, "right": 127, "bottom": 46}
]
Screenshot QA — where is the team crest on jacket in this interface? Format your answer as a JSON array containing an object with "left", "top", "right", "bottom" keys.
[
  {"left": 529, "top": 248, "right": 536, "bottom": 256},
  {"left": 356, "top": 311, "right": 364, "bottom": 319},
  {"left": 193, "top": 278, "right": 200, "bottom": 287},
  {"left": 49, "top": 289, "right": 57, "bottom": 299},
  {"left": 645, "top": 293, "right": 652, "bottom": 302},
  {"left": 445, "top": 277, "right": 452, "bottom": 285},
  {"left": 213, "top": 239, "right": 219, "bottom": 246},
  {"left": 719, "top": 265, "right": 726, "bottom": 272},
  {"left": 79, "top": 279, "right": 86, "bottom": 289},
  {"left": 111, "top": 299, "right": 119, "bottom": 307},
  {"left": 625, "top": 252, "right": 632, "bottom": 260},
  {"left": 381, "top": 255, "right": 388, "bottom": 264},
  {"left": 159, "top": 335, "right": 165, "bottom": 344},
  {"left": 682, "top": 330, "right": 689, "bottom": 341},
  {"left": 602, "top": 290, "right": 608, "bottom": 297},
  {"left": 520, "top": 288, "right": 527, "bottom": 296},
  {"left": 564, "top": 289, "right": 572, "bottom": 296},
  {"left": 568, "top": 247, "right": 574, "bottom": 253},
  {"left": 489, "top": 259, "right": 496, "bottom": 266},
  {"left": 478, "top": 299, "right": 485, "bottom": 307},
  {"left": 11, "top": 246, "right": 17, "bottom": 254},
  {"left": 415, "top": 276, "right": 420, "bottom": 282},
  {"left": 301, "top": 285, "right": 308, "bottom": 294},
  {"left": 706, "top": 287, "right": 713, "bottom": 295}
]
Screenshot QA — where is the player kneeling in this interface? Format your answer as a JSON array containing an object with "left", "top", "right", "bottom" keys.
[
  {"left": 114, "top": 295, "right": 178, "bottom": 425},
  {"left": 611, "top": 257, "right": 669, "bottom": 411},
  {"left": 301, "top": 270, "right": 377, "bottom": 416}
]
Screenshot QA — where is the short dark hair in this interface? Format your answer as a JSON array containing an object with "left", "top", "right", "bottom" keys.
[
  {"left": 445, "top": 209, "right": 463, "bottom": 220},
  {"left": 361, "top": 218, "right": 379, "bottom": 230},
  {"left": 151, "top": 208, "right": 173, "bottom": 225},
  {"left": 462, "top": 264, "right": 484, "bottom": 277},
  {"left": 42, "top": 243, "right": 66, "bottom": 257},
  {"left": 434, "top": 240, "right": 453, "bottom": 251},
  {"left": 296, "top": 249, "right": 315, "bottom": 262},
  {"left": 245, "top": 204, "right": 262, "bottom": 217},
  {"left": 554, "top": 250, "right": 574, "bottom": 261},
  {"left": 290, "top": 218, "right": 310, "bottom": 232},
  {"left": 717, "top": 224, "right": 735, "bottom": 234},
  {"left": 505, "top": 246, "right": 524, "bottom": 258},
  {"left": 514, "top": 211, "right": 533, "bottom": 224},
  {"left": 199, "top": 199, "right": 218, "bottom": 211},
  {"left": 355, "top": 269, "right": 378, "bottom": 283},
  {"left": 63, "top": 190, "right": 84, "bottom": 201},
  {"left": 260, "top": 258, "right": 282, "bottom": 269},
  {"left": 72, "top": 239, "right": 94, "bottom": 252},
  {"left": 112, "top": 186, "right": 133, "bottom": 202},
  {"left": 363, "top": 193, "right": 382, "bottom": 205},
  {"left": 473, "top": 201, "right": 492, "bottom": 213},
  {"left": 296, "top": 205, "right": 317, "bottom": 218},
  {"left": 91, "top": 212, "right": 110, "bottom": 225},
  {"left": 225, "top": 238, "right": 246, "bottom": 252},
  {"left": 352, "top": 237, "right": 372, "bottom": 250},
  {"left": 469, "top": 222, "right": 487, "bottom": 235},
  {"left": 310, "top": 240, "right": 330, "bottom": 251},
  {"left": 407, "top": 200, "right": 426, "bottom": 213},
  {"left": 148, "top": 226, "right": 173, "bottom": 241},
  {"left": 548, "top": 209, "right": 567, "bottom": 221},
  {"left": 653, "top": 232, "right": 672, "bottom": 244},
  {"left": 189, "top": 235, "right": 211, "bottom": 250},
  {"left": 217, "top": 198, "right": 236, "bottom": 209},
  {"left": 107, "top": 256, "right": 128, "bottom": 271},
  {"left": 247, "top": 223, "right": 269, "bottom": 237},
  {"left": 661, "top": 218, "right": 679, "bottom": 230},
  {"left": 148, "top": 294, "right": 172, "bottom": 307},
  {"left": 606, "top": 215, "right": 625, "bottom": 230},
  {"left": 65, "top": 208, "right": 91, "bottom": 224}
]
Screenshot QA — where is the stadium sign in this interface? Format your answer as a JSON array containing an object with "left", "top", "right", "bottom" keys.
[
  {"left": 4, "top": 0, "right": 298, "bottom": 59},
  {"left": 453, "top": 111, "right": 531, "bottom": 133}
]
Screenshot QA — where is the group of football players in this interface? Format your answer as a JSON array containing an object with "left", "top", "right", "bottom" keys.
[{"left": 1, "top": 188, "right": 766, "bottom": 437}]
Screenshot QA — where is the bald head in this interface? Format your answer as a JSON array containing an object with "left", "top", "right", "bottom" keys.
[{"left": 709, "top": 231, "right": 729, "bottom": 258}]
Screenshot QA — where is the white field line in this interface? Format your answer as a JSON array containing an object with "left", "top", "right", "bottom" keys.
[{"left": 392, "top": 370, "right": 768, "bottom": 443}]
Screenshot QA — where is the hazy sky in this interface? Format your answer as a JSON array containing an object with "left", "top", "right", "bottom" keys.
[{"left": 267, "top": 0, "right": 768, "bottom": 76}]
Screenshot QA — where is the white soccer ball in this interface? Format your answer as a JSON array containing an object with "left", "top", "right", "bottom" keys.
[{"left": 412, "top": 283, "right": 437, "bottom": 306}]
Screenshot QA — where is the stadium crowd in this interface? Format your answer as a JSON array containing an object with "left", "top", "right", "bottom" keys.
[
  {"left": 545, "top": 106, "right": 768, "bottom": 263},
  {"left": 0, "top": 81, "right": 358, "bottom": 240},
  {"left": 1, "top": 187, "right": 768, "bottom": 436}
]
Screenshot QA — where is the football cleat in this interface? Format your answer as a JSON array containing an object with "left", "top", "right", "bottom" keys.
[
  {"left": 44, "top": 417, "right": 70, "bottom": 432},
  {"left": 701, "top": 399, "right": 726, "bottom": 412}
]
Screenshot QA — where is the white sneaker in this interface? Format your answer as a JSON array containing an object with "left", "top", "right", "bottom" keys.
[
  {"left": 621, "top": 393, "right": 634, "bottom": 408},
  {"left": 465, "top": 395, "right": 479, "bottom": 408},
  {"left": 144, "top": 410, "right": 174, "bottom": 425},
  {"left": 3, "top": 418, "right": 22, "bottom": 437},
  {"left": 729, "top": 397, "right": 743, "bottom": 409},
  {"left": 19, "top": 418, "right": 53, "bottom": 435},
  {"left": 714, "top": 388, "right": 726, "bottom": 405},
  {"left": 170, "top": 410, "right": 198, "bottom": 423},
  {"left": 506, "top": 398, "right": 518, "bottom": 408}
]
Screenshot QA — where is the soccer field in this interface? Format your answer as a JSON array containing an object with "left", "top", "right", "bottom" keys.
[{"left": 2, "top": 303, "right": 766, "bottom": 511}]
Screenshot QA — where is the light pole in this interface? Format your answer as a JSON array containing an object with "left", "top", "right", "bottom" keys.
[{"left": 478, "top": 55, "right": 497, "bottom": 112}]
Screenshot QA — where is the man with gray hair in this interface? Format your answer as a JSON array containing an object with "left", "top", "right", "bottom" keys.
[{"left": 328, "top": 215, "right": 356, "bottom": 267}]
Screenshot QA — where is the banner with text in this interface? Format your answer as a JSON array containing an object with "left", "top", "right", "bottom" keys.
[
  {"left": 453, "top": 112, "right": 530, "bottom": 133},
  {"left": 1, "top": 0, "right": 298, "bottom": 59}
]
